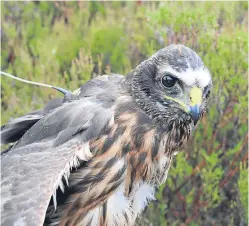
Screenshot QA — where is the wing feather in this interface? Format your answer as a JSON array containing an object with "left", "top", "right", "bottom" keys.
[
  {"left": 1, "top": 74, "right": 125, "bottom": 226},
  {"left": 1, "top": 102, "right": 117, "bottom": 225},
  {"left": 1, "top": 98, "right": 63, "bottom": 145}
]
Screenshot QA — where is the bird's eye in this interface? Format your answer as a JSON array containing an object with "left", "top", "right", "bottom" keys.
[{"left": 161, "top": 75, "right": 178, "bottom": 88}]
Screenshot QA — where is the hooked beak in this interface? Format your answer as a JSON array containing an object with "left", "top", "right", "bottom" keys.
[{"left": 188, "top": 87, "right": 202, "bottom": 125}]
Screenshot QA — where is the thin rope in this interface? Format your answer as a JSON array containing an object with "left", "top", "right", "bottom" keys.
[
  {"left": 0, "top": 71, "right": 53, "bottom": 89},
  {"left": 0, "top": 71, "right": 71, "bottom": 95}
]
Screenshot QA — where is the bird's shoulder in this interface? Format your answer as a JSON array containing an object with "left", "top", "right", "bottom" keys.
[
  {"left": 76, "top": 74, "right": 126, "bottom": 99},
  {"left": 10, "top": 74, "right": 126, "bottom": 149}
]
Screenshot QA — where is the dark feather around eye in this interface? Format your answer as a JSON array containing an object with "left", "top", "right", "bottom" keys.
[{"left": 161, "top": 75, "right": 178, "bottom": 88}]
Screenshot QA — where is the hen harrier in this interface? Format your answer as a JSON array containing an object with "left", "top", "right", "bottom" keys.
[{"left": 1, "top": 44, "right": 212, "bottom": 226}]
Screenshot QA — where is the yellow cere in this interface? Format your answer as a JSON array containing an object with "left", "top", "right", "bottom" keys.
[
  {"left": 164, "top": 87, "right": 202, "bottom": 113},
  {"left": 189, "top": 87, "right": 202, "bottom": 106}
]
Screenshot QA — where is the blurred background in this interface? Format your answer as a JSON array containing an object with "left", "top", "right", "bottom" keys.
[{"left": 1, "top": 1, "right": 248, "bottom": 225}]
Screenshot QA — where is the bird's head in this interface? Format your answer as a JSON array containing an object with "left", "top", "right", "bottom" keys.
[{"left": 131, "top": 44, "right": 212, "bottom": 130}]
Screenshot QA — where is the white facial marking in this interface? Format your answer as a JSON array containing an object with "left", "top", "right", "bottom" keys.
[
  {"left": 179, "top": 68, "right": 211, "bottom": 88},
  {"left": 160, "top": 66, "right": 211, "bottom": 89}
]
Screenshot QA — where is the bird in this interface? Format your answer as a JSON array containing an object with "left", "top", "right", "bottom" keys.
[{"left": 1, "top": 44, "right": 212, "bottom": 226}]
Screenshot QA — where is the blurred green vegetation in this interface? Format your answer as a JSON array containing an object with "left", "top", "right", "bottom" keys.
[{"left": 1, "top": 1, "right": 248, "bottom": 225}]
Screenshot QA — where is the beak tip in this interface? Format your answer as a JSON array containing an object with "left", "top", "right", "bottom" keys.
[{"left": 188, "top": 104, "right": 201, "bottom": 124}]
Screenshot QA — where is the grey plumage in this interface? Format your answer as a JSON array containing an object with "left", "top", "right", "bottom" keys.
[
  {"left": 1, "top": 75, "right": 124, "bottom": 225},
  {"left": 1, "top": 98, "right": 63, "bottom": 145},
  {"left": 1, "top": 44, "right": 212, "bottom": 226}
]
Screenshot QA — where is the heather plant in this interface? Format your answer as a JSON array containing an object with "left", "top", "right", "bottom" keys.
[{"left": 1, "top": 1, "right": 248, "bottom": 225}]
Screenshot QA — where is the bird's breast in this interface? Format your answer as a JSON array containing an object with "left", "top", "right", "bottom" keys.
[
  {"left": 57, "top": 105, "right": 185, "bottom": 225},
  {"left": 89, "top": 110, "right": 174, "bottom": 193}
]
